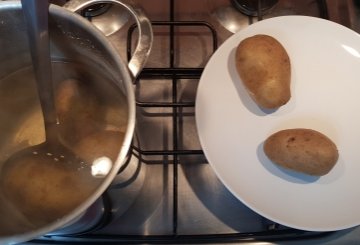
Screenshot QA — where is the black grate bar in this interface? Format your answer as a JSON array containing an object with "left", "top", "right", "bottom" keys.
[
  {"left": 257, "top": 0, "right": 263, "bottom": 20},
  {"left": 127, "top": 21, "right": 218, "bottom": 67},
  {"left": 139, "top": 67, "right": 203, "bottom": 79},
  {"left": 151, "top": 21, "right": 218, "bottom": 51},
  {"left": 317, "top": 0, "right": 329, "bottom": 19},
  {"left": 132, "top": 145, "right": 203, "bottom": 156},
  {"left": 136, "top": 101, "right": 195, "bottom": 108},
  {"left": 168, "top": 0, "right": 178, "bottom": 236},
  {"left": 34, "top": 231, "right": 334, "bottom": 244}
]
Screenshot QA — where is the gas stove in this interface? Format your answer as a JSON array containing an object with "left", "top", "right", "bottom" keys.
[{"left": 25, "top": 0, "right": 360, "bottom": 244}]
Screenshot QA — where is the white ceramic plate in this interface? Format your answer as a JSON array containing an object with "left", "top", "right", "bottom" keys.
[{"left": 195, "top": 16, "right": 360, "bottom": 231}]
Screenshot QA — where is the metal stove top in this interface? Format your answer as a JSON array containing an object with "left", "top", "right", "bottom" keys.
[{"left": 26, "top": 0, "right": 360, "bottom": 244}]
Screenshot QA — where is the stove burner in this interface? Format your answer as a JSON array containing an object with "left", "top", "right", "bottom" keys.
[
  {"left": 79, "top": 3, "right": 130, "bottom": 36},
  {"left": 231, "top": 0, "right": 278, "bottom": 16},
  {"left": 81, "top": 3, "right": 112, "bottom": 18}
]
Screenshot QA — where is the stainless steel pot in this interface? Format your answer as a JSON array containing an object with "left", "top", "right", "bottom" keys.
[{"left": 0, "top": 0, "right": 152, "bottom": 244}]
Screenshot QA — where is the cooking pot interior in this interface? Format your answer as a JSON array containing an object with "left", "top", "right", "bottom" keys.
[{"left": 0, "top": 3, "right": 130, "bottom": 238}]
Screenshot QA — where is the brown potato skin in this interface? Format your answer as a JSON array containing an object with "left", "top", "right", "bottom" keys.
[
  {"left": 264, "top": 129, "right": 339, "bottom": 176},
  {"left": 235, "top": 35, "right": 291, "bottom": 109},
  {"left": 0, "top": 158, "right": 99, "bottom": 226},
  {"left": 55, "top": 78, "right": 104, "bottom": 145}
]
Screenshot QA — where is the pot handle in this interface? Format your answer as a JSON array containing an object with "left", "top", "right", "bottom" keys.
[{"left": 63, "top": 0, "right": 153, "bottom": 79}]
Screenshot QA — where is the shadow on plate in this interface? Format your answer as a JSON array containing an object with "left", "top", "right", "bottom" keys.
[{"left": 257, "top": 141, "right": 346, "bottom": 184}]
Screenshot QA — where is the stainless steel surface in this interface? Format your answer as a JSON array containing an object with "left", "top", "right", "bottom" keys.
[
  {"left": 18, "top": 0, "right": 360, "bottom": 244},
  {"left": 64, "top": 0, "right": 153, "bottom": 78},
  {"left": 78, "top": 3, "right": 131, "bottom": 36},
  {"left": 230, "top": 0, "right": 279, "bottom": 16},
  {"left": 208, "top": 0, "right": 327, "bottom": 33},
  {"left": 46, "top": 198, "right": 106, "bottom": 236}
]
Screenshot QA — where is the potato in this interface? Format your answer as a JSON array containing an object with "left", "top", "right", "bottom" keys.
[
  {"left": 235, "top": 34, "right": 291, "bottom": 109},
  {"left": 0, "top": 156, "right": 100, "bottom": 227},
  {"left": 263, "top": 129, "right": 339, "bottom": 176},
  {"left": 55, "top": 78, "right": 105, "bottom": 145}
]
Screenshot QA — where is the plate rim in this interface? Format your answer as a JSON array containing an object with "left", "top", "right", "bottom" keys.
[{"left": 195, "top": 15, "right": 360, "bottom": 232}]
